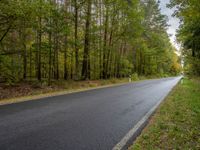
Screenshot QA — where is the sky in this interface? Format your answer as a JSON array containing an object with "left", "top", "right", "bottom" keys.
[{"left": 159, "top": 0, "right": 180, "bottom": 50}]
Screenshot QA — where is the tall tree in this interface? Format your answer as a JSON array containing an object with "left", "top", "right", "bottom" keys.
[{"left": 82, "top": 0, "right": 92, "bottom": 80}]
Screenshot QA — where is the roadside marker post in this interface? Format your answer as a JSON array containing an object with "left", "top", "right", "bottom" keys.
[{"left": 129, "top": 75, "right": 131, "bottom": 83}]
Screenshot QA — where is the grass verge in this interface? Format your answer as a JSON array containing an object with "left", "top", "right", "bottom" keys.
[{"left": 130, "top": 77, "right": 200, "bottom": 150}]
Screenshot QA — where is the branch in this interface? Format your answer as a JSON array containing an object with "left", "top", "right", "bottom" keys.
[
  {"left": 0, "top": 24, "right": 12, "bottom": 43},
  {"left": 0, "top": 50, "right": 24, "bottom": 55}
]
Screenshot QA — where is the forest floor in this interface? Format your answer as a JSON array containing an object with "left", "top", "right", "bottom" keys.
[
  {"left": 129, "top": 77, "right": 200, "bottom": 149},
  {"left": 0, "top": 78, "right": 130, "bottom": 105}
]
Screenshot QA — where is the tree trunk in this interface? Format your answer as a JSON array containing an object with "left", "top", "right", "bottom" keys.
[
  {"left": 102, "top": 6, "right": 109, "bottom": 79},
  {"left": 82, "top": 0, "right": 92, "bottom": 80},
  {"left": 48, "top": 26, "right": 52, "bottom": 86},
  {"left": 64, "top": 37, "right": 68, "bottom": 80},
  {"left": 37, "top": 16, "right": 42, "bottom": 81},
  {"left": 29, "top": 47, "right": 32, "bottom": 78},
  {"left": 74, "top": 0, "right": 79, "bottom": 80},
  {"left": 23, "top": 41, "right": 27, "bottom": 80},
  {"left": 22, "top": 20, "right": 27, "bottom": 80},
  {"left": 64, "top": 0, "right": 69, "bottom": 80}
]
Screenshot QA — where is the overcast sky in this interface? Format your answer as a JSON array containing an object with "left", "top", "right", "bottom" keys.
[{"left": 159, "top": 0, "right": 180, "bottom": 50}]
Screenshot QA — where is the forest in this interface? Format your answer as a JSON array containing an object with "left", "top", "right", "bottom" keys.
[
  {"left": 0, "top": 0, "right": 181, "bottom": 85},
  {"left": 168, "top": 0, "right": 200, "bottom": 76}
]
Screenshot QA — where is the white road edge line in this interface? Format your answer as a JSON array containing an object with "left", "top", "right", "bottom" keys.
[
  {"left": 112, "top": 97, "right": 164, "bottom": 150},
  {"left": 112, "top": 77, "right": 182, "bottom": 150}
]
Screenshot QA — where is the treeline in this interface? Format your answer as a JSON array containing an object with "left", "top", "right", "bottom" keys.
[
  {"left": 0, "top": 0, "right": 181, "bottom": 84},
  {"left": 169, "top": 0, "right": 200, "bottom": 76}
]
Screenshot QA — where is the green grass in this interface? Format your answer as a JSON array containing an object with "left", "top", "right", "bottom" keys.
[{"left": 130, "top": 77, "right": 200, "bottom": 150}]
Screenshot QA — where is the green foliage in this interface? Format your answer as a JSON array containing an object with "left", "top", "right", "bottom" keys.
[
  {"left": 131, "top": 73, "right": 139, "bottom": 81},
  {"left": 119, "top": 58, "right": 133, "bottom": 77},
  {"left": 168, "top": 0, "right": 200, "bottom": 76},
  {"left": 184, "top": 56, "right": 200, "bottom": 76},
  {"left": 0, "top": 0, "right": 181, "bottom": 84},
  {"left": 0, "top": 55, "right": 20, "bottom": 84}
]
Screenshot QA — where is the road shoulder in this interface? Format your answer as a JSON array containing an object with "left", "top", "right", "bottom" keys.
[
  {"left": 129, "top": 78, "right": 200, "bottom": 149},
  {"left": 0, "top": 79, "right": 130, "bottom": 106}
]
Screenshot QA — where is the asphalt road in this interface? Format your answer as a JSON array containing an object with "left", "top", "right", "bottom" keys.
[{"left": 0, "top": 77, "right": 181, "bottom": 150}]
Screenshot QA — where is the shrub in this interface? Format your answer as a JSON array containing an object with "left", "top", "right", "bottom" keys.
[{"left": 131, "top": 73, "right": 139, "bottom": 81}]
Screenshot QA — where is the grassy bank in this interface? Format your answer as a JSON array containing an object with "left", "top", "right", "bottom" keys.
[{"left": 130, "top": 77, "right": 200, "bottom": 149}]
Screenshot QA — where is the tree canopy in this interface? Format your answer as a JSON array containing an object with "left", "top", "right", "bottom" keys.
[
  {"left": 168, "top": 0, "right": 200, "bottom": 76},
  {"left": 0, "top": 0, "right": 181, "bottom": 84}
]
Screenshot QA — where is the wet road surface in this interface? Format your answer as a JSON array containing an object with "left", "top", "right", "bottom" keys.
[{"left": 0, "top": 77, "right": 181, "bottom": 150}]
